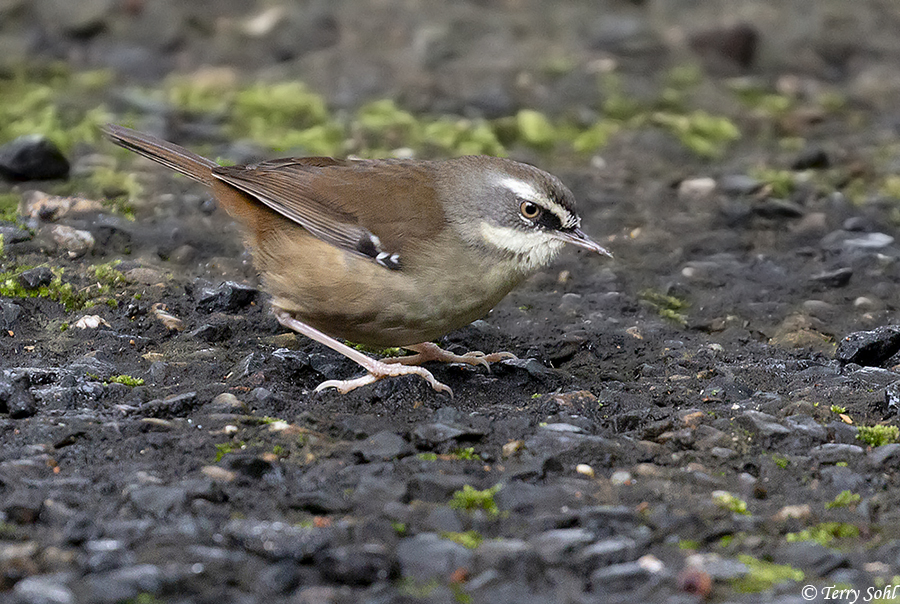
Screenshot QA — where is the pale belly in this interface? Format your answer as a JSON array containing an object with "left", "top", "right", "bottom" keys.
[{"left": 255, "top": 228, "right": 527, "bottom": 347}]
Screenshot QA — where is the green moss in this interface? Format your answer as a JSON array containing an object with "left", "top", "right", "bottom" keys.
[
  {"left": 417, "top": 452, "right": 439, "bottom": 462},
  {"left": 0, "top": 268, "right": 85, "bottom": 311},
  {"left": 516, "top": 109, "right": 556, "bottom": 149},
  {"left": 750, "top": 168, "right": 796, "bottom": 198},
  {"left": 440, "top": 530, "right": 484, "bottom": 549},
  {"left": 857, "top": 424, "right": 900, "bottom": 447},
  {"left": 652, "top": 110, "right": 740, "bottom": 158},
  {"left": 639, "top": 290, "right": 689, "bottom": 325},
  {"left": 678, "top": 539, "right": 701, "bottom": 550},
  {"left": 107, "top": 375, "right": 145, "bottom": 387},
  {"left": 771, "top": 454, "right": 790, "bottom": 469},
  {"left": 449, "top": 484, "right": 501, "bottom": 517},
  {"left": 830, "top": 404, "right": 847, "bottom": 414},
  {"left": 89, "top": 259, "right": 126, "bottom": 285},
  {"left": 880, "top": 175, "right": 900, "bottom": 201},
  {"left": 731, "top": 555, "right": 804, "bottom": 593},
  {"left": 391, "top": 521, "right": 407, "bottom": 535},
  {"left": 449, "top": 447, "right": 480, "bottom": 461},
  {"left": 786, "top": 522, "right": 859, "bottom": 546},
  {"left": 0, "top": 193, "right": 19, "bottom": 223},
  {"left": 713, "top": 491, "right": 749, "bottom": 515},
  {"left": 213, "top": 441, "right": 245, "bottom": 463},
  {"left": 573, "top": 121, "right": 620, "bottom": 153},
  {"left": 826, "top": 490, "right": 861, "bottom": 510}
]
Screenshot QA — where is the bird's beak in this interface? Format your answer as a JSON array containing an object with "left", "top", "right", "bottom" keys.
[{"left": 553, "top": 228, "right": 613, "bottom": 258}]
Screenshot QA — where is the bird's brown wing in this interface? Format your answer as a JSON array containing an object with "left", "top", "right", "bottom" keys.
[{"left": 212, "top": 158, "right": 445, "bottom": 270}]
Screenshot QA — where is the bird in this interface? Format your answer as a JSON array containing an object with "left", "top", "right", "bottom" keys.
[{"left": 104, "top": 124, "right": 611, "bottom": 395}]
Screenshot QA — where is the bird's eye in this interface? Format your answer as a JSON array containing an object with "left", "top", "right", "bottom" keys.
[{"left": 519, "top": 200, "right": 542, "bottom": 219}]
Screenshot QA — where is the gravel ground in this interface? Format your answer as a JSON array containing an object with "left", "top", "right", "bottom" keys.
[{"left": 3, "top": 2, "right": 900, "bottom": 603}]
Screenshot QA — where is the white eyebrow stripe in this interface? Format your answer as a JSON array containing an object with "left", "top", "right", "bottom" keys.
[
  {"left": 498, "top": 177, "right": 579, "bottom": 229},
  {"left": 498, "top": 176, "right": 542, "bottom": 202}
]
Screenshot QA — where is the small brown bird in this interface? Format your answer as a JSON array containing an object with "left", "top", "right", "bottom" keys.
[{"left": 104, "top": 124, "right": 610, "bottom": 394}]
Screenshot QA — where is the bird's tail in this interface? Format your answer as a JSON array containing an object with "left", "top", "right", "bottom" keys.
[{"left": 103, "top": 124, "right": 217, "bottom": 186}]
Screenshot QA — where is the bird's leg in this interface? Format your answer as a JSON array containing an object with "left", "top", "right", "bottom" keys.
[
  {"left": 383, "top": 341, "right": 517, "bottom": 371},
  {"left": 274, "top": 309, "right": 452, "bottom": 396}
]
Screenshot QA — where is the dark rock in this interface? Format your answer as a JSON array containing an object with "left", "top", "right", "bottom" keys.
[
  {"left": 412, "top": 422, "right": 466, "bottom": 446},
  {"left": 752, "top": 199, "right": 804, "bottom": 219},
  {"left": 224, "top": 519, "right": 332, "bottom": 561},
  {"left": 718, "top": 175, "right": 763, "bottom": 196},
  {"left": 227, "top": 454, "right": 276, "bottom": 480},
  {"left": 318, "top": 544, "right": 395, "bottom": 585},
  {"left": 3, "top": 489, "right": 43, "bottom": 523},
  {"left": 735, "top": 411, "right": 791, "bottom": 442},
  {"left": 407, "top": 473, "right": 473, "bottom": 503},
  {"left": 0, "top": 300, "right": 23, "bottom": 330},
  {"left": 17, "top": 267, "right": 54, "bottom": 290},
  {"left": 773, "top": 542, "right": 849, "bottom": 577},
  {"left": 13, "top": 574, "right": 76, "bottom": 604},
  {"left": 688, "top": 22, "right": 758, "bottom": 72},
  {"left": 0, "top": 135, "right": 70, "bottom": 181},
  {"left": 792, "top": 148, "right": 831, "bottom": 170},
  {"left": 141, "top": 391, "right": 198, "bottom": 418},
  {"left": 8, "top": 388, "right": 37, "bottom": 419},
  {"left": 351, "top": 430, "right": 412, "bottom": 462},
  {"left": 810, "top": 267, "right": 852, "bottom": 288},
  {"left": 577, "top": 537, "right": 638, "bottom": 569},
  {"left": 884, "top": 380, "right": 900, "bottom": 413},
  {"left": 196, "top": 281, "right": 259, "bottom": 313},
  {"left": 289, "top": 490, "right": 353, "bottom": 515},
  {"left": 187, "top": 321, "right": 232, "bottom": 343},
  {"left": 835, "top": 326, "right": 900, "bottom": 366},
  {"left": 0, "top": 225, "right": 32, "bottom": 243},
  {"left": 820, "top": 465, "right": 866, "bottom": 492},
  {"left": 810, "top": 443, "right": 864, "bottom": 464},
  {"left": 396, "top": 533, "right": 474, "bottom": 581},
  {"left": 590, "top": 560, "right": 659, "bottom": 594},
  {"left": 868, "top": 444, "right": 900, "bottom": 468},
  {"left": 80, "top": 564, "right": 163, "bottom": 604},
  {"left": 530, "top": 528, "right": 594, "bottom": 565},
  {"left": 126, "top": 485, "right": 187, "bottom": 518},
  {"left": 255, "top": 560, "right": 301, "bottom": 595}
]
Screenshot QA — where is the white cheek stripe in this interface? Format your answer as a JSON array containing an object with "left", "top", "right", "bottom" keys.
[{"left": 479, "top": 221, "right": 565, "bottom": 271}]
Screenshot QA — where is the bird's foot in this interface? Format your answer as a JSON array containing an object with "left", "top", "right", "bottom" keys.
[
  {"left": 315, "top": 358, "right": 453, "bottom": 396},
  {"left": 384, "top": 342, "right": 517, "bottom": 371}
]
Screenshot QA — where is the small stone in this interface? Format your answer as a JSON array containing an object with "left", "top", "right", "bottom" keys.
[
  {"left": 772, "top": 504, "right": 812, "bottom": 522},
  {"left": 74, "top": 315, "right": 110, "bottom": 329},
  {"left": 610, "top": 470, "right": 632, "bottom": 485},
  {"left": 791, "top": 148, "right": 830, "bottom": 170},
  {"left": 810, "top": 267, "right": 852, "bottom": 288},
  {"left": 530, "top": 528, "right": 594, "bottom": 565},
  {"left": 351, "top": 430, "right": 411, "bottom": 462},
  {"left": 203, "top": 392, "right": 248, "bottom": 414},
  {"left": 810, "top": 443, "right": 865, "bottom": 464},
  {"left": 126, "top": 485, "right": 187, "bottom": 518},
  {"left": 835, "top": 326, "right": 900, "bottom": 366},
  {"left": 735, "top": 411, "right": 791, "bottom": 440},
  {"left": 842, "top": 232, "right": 895, "bottom": 250},
  {"left": 396, "top": 533, "right": 474, "bottom": 581},
  {"left": 688, "top": 22, "right": 758, "bottom": 71},
  {"left": 578, "top": 537, "right": 637, "bottom": 568},
  {"left": 13, "top": 573, "right": 75, "bottom": 604},
  {"left": 49, "top": 225, "right": 94, "bottom": 257},
  {"left": 718, "top": 174, "right": 762, "bottom": 196},
  {"left": 412, "top": 422, "right": 465, "bottom": 446},
  {"left": 752, "top": 199, "right": 804, "bottom": 219},
  {"left": 0, "top": 300, "right": 23, "bottom": 330},
  {"left": 141, "top": 391, "right": 198, "bottom": 418},
  {"left": 868, "top": 443, "right": 900, "bottom": 467},
  {"left": 575, "top": 464, "right": 594, "bottom": 478},
  {"left": 17, "top": 267, "right": 54, "bottom": 290},
  {"left": 318, "top": 544, "right": 395, "bottom": 585},
  {"left": 196, "top": 281, "right": 259, "bottom": 313},
  {"left": 678, "top": 177, "right": 716, "bottom": 200},
  {"left": 0, "top": 135, "right": 70, "bottom": 181},
  {"left": 225, "top": 519, "right": 331, "bottom": 561}
]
